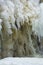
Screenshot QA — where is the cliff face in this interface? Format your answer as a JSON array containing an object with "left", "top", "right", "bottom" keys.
[
  {"left": 13, "top": 22, "right": 36, "bottom": 57},
  {"left": 0, "top": 22, "right": 36, "bottom": 58},
  {"left": 0, "top": 0, "right": 40, "bottom": 58},
  {"left": 41, "top": 0, "right": 43, "bottom": 2}
]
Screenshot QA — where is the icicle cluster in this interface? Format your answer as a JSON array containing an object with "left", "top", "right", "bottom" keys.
[
  {"left": 32, "top": 2, "right": 43, "bottom": 37},
  {"left": 0, "top": 19, "right": 2, "bottom": 33},
  {"left": 38, "top": 3, "right": 43, "bottom": 37},
  {"left": 0, "top": 0, "right": 40, "bottom": 35}
]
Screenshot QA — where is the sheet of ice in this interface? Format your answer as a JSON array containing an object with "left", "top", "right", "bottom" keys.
[
  {"left": 0, "top": 57, "right": 43, "bottom": 65},
  {"left": 30, "top": 0, "right": 40, "bottom": 5},
  {"left": 32, "top": 3, "right": 43, "bottom": 37}
]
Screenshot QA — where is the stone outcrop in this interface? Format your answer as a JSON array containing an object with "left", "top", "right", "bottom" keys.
[
  {"left": 0, "top": 0, "right": 40, "bottom": 58},
  {"left": 0, "top": 21, "right": 36, "bottom": 58}
]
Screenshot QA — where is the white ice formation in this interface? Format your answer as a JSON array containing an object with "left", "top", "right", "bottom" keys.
[{"left": 0, "top": 0, "right": 40, "bottom": 35}]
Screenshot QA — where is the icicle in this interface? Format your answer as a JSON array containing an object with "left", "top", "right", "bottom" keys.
[
  {"left": 0, "top": 19, "right": 2, "bottom": 24},
  {"left": 0, "top": 19, "right": 2, "bottom": 33},
  {"left": 7, "top": 28, "right": 12, "bottom": 35},
  {"left": 5, "top": 0, "right": 15, "bottom": 14},
  {"left": 29, "top": 0, "right": 40, "bottom": 5},
  {"left": 0, "top": 25, "right": 2, "bottom": 32}
]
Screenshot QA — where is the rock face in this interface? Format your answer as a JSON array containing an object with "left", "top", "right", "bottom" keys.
[
  {"left": 13, "top": 22, "right": 36, "bottom": 57},
  {"left": 0, "top": 0, "right": 40, "bottom": 58},
  {"left": 0, "top": 22, "right": 36, "bottom": 58},
  {"left": 0, "top": 37, "right": 1, "bottom": 58},
  {"left": 41, "top": 0, "right": 43, "bottom": 2}
]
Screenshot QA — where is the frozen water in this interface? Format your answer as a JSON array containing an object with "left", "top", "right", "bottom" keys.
[{"left": 0, "top": 57, "right": 43, "bottom": 65}]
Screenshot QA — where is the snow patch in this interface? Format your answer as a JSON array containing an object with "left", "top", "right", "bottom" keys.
[{"left": 0, "top": 57, "right": 43, "bottom": 65}]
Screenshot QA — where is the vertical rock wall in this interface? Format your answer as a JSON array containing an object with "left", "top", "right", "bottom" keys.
[
  {"left": 0, "top": 0, "right": 40, "bottom": 59},
  {"left": 0, "top": 22, "right": 36, "bottom": 58},
  {"left": 0, "top": 36, "right": 1, "bottom": 58}
]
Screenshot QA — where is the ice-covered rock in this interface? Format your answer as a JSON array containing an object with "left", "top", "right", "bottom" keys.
[
  {"left": 0, "top": 0, "right": 42, "bottom": 58},
  {"left": 0, "top": 0, "right": 40, "bottom": 35}
]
